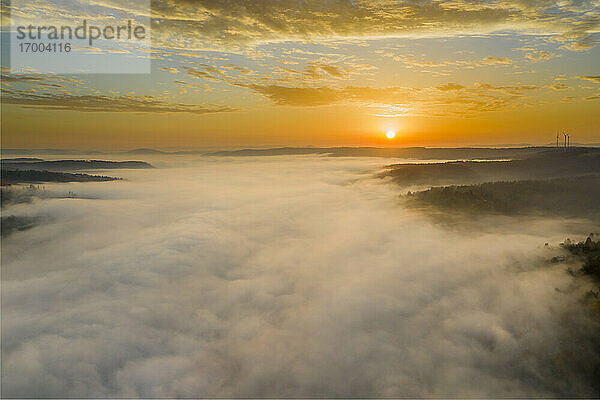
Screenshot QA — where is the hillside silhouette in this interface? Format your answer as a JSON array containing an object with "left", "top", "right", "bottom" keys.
[{"left": 383, "top": 148, "right": 600, "bottom": 186}]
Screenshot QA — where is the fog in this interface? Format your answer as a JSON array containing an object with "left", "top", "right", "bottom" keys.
[{"left": 2, "top": 156, "right": 598, "bottom": 397}]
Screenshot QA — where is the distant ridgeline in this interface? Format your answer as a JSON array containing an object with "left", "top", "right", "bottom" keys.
[
  {"left": 207, "top": 146, "right": 546, "bottom": 160},
  {"left": 4, "top": 146, "right": 549, "bottom": 158},
  {"left": 1, "top": 159, "right": 154, "bottom": 172}
]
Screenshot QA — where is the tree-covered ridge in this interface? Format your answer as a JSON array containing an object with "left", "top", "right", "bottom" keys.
[
  {"left": 384, "top": 148, "right": 600, "bottom": 187},
  {"left": 404, "top": 175, "right": 600, "bottom": 218},
  {"left": 1, "top": 169, "right": 121, "bottom": 184},
  {"left": 563, "top": 237, "right": 600, "bottom": 281},
  {"left": 1, "top": 159, "right": 154, "bottom": 171},
  {"left": 1, "top": 184, "right": 45, "bottom": 207}
]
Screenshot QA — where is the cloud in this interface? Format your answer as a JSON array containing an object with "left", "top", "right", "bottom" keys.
[
  {"left": 184, "top": 65, "right": 239, "bottom": 82},
  {"left": 525, "top": 50, "right": 559, "bottom": 61},
  {"left": 106, "top": 48, "right": 131, "bottom": 54},
  {"left": 1, "top": 90, "right": 237, "bottom": 114},
  {"left": 481, "top": 56, "right": 512, "bottom": 65},
  {"left": 1, "top": 75, "right": 49, "bottom": 83},
  {"left": 0, "top": 74, "right": 82, "bottom": 89},
  {"left": 560, "top": 41, "right": 597, "bottom": 51},
  {"left": 174, "top": 80, "right": 212, "bottom": 92},
  {"left": 555, "top": 14, "right": 600, "bottom": 51},
  {"left": 1, "top": 156, "right": 598, "bottom": 398},
  {"left": 305, "top": 62, "right": 347, "bottom": 79},
  {"left": 242, "top": 81, "right": 539, "bottom": 116},
  {"left": 247, "top": 85, "right": 341, "bottom": 106},
  {"left": 226, "top": 64, "right": 254, "bottom": 75},
  {"left": 245, "top": 84, "right": 409, "bottom": 106},
  {"left": 577, "top": 75, "right": 600, "bottom": 83},
  {"left": 547, "top": 83, "right": 569, "bottom": 90},
  {"left": 185, "top": 67, "right": 216, "bottom": 80},
  {"left": 147, "top": 0, "right": 599, "bottom": 49},
  {"left": 474, "top": 82, "right": 539, "bottom": 95},
  {"left": 160, "top": 67, "right": 180, "bottom": 74},
  {"left": 9, "top": 0, "right": 598, "bottom": 51},
  {"left": 561, "top": 96, "right": 576, "bottom": 102},
  {"left": 437, "top": 82, "right": 465, "bottom": 91}
]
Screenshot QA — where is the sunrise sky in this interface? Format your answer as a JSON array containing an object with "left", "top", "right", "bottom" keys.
[{"left": 1, "top": 0, "right": 599, "bottom": 149}]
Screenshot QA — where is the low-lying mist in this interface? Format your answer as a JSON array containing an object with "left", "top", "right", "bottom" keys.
[{"left": 2, "top": 156, "right": 598, "bottom": 397}]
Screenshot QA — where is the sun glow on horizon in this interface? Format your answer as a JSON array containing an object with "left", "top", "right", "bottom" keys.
[{"left": 386, "top": 130, "right": 396, "bottom": 139}]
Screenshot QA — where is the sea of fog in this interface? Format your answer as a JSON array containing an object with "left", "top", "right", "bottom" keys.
[{"left": 1, "top": 155, "right": 598, "bottom": 397}]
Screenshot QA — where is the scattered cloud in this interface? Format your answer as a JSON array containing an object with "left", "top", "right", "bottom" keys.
[
  {"left": 1, "top": 90, "right": 237, "bottom": 114},
  {"left": 244, "top": 84, "right": 410, "bottom": 106},
  {"left": 577, "top": 75, "right": 600, "bottom": 83},
  {"left": 0, "top": 74, "right": 82, "bottom": 89},
  {"left": 554, "top": 14, "right": 600, "bottom": 51},
  {"left": 243, "top": 81, "right": 541, "bottom": 117},
  {"left": 474, "top": 83, "right": 538, "bottom": 95},
  {"left": 547, "top": 83, "right": 569, "bottom": 90},
  {"left": 437, "top": 83, "right": 465, "bottom": 91},
  {"left": 305, "top": 63, "right": 346, "bottom": 79},
  {"left": 147, "top": 0, "right": 599, "bottom": 50},
  {"left": 246, "top": 85, "right": 341, "bottom": 106},
  {"left": 160, "top": 67, "right": 180, "bottom": 74},
  {"left": 481, "top": 56, "right": 512, "bottom": 65},
  {"left": 525, "top": 51, "right": 559, "bottom": 62}
]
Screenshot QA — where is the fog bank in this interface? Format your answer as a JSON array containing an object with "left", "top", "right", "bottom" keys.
[{"left": 2, "top": 156, "right": 598, "bottom": 397}]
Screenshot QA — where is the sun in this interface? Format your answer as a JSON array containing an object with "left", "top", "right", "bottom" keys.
[{"left": 386, "top": 130, "right": 396, "bottom": 139}]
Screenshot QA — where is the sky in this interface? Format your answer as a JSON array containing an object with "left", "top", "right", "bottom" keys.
[{"left": 1, "top": 0, "right": 599, "bottom": 149}]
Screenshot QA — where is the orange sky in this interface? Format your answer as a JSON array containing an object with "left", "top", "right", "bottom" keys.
[{"left": 2, "top": 0, "right": 599, "bottom": 149}]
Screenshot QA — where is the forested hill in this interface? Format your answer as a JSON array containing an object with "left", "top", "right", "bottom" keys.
[
  {"left": 404, "top": 175, "right": 600, "bottom": 220},
  {"left": 1, "top": 169, "right": 121, "bottom": 185},
  {"left": 1, "top": 159, "right": 154, "bottom": 171},
  {"left": 382, "top": 148, "right": 600, "bottom": 186}
]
